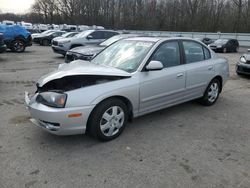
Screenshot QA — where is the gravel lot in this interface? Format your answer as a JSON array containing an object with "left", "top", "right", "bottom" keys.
[{"left": 0, "top": 45, "right": 250, "bottom": 188}]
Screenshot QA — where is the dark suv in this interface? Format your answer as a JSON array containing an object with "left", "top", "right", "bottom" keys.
[{"left": 0, "top": 24, "right": 32, "bottom": 52}]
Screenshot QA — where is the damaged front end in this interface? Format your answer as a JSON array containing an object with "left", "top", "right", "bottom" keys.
[{"left": 36, "top": 75, "right": 129, "bottom": 93}]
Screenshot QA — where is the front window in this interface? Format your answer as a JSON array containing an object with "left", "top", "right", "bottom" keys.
[
  {"left": 75, "top": 30, "right": 93, "bottom": 38},
  {"left": 91, "top": 40, "right": 154, "bottom": 73}
]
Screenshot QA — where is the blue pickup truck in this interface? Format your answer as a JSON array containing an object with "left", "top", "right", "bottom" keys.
[{"left": 0, "top": 24, "right": 32, "bottom": 52}]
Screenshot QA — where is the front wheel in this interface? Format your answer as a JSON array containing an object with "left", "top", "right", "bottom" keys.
[
  {"left": 10, "top": 40, "right": 25, "bottom": 52},
  {"left": 199, "top": 79, "right": 221, "bottom": 106},
  {"left": 88, "top": 98, "right": 128, "bottom": 141},
  {"left": 41, "top": 39, "right": 50, "bottom": 46}
]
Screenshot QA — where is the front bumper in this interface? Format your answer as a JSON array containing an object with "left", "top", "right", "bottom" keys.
[
  {"left": 236, "top": 62, "right": 250, "bottom": 75},
  {"left": 25, "top": 92, "right": 94, "bottom": 135},
  {"left": 52, "top": 45, "right": 67, "bottom": 55}
]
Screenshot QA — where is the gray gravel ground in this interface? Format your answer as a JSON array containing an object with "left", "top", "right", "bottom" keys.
[{"left": 0, "top": 45, "right": 250, "bottom": 188}]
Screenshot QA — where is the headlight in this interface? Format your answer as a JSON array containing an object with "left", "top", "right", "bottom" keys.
[
  {"left": 36, "top": 92, "right": 67, "bottom": 108},
  {"left": 240, "top": 56, "right": 246, "bottom": 63}
]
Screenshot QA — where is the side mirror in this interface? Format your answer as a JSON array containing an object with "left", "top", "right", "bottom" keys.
[
  {"left": 87, "top": 35, "right": 93, "bottom": 40},
  {"left": 146, "top": 61, "right": 163, "bottom": 71}
]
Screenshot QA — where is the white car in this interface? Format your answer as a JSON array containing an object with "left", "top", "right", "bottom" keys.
[{"left": 51, "top": 30, "right": 119, "bottom": 56}]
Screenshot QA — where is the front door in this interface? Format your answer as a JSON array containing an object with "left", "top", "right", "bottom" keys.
[{"left": 139, "top": 41, "right": 186, "bottom": 115}]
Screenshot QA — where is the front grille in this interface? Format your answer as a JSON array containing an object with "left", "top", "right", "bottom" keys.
[{"left": 52, "top": 41, "right": 58, "bottom": 46}]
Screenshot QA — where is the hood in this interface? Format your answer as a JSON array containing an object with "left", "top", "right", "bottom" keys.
[
  {"left": 210, "top": 42, "right": 225, "bottom": 46},
  {"left": 69, "top": 45, "right": 104, "bottom": 55},
  {"left": 57, "top": 37, "right": 75, "bottom": 42},
  {"left": 37, "top": 60, "right": 131, "bottom": 87}
]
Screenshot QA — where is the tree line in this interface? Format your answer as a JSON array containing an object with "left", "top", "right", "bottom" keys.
[{"left": 1, "top": 0, "right": 250, "bottom": 33}]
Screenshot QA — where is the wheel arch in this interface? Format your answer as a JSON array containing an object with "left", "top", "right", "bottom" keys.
[
  {"left": 211, "top": 75, "right": 223, "bottom": 93},
  {"left": 86, "top": 95, "right": 134, "bottom": 132}
]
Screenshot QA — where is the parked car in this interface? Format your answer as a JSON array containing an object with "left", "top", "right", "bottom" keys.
[
  {"left": 25, "top": 37, "right": 229, "bottom": 141},
  {"left": 34, "top": 31, "right": 66, "bottom": 46},
  {"left": 32, "top": 30, "right": 57, "bottom": 40},
  {"left": 196, "top": 38, "right": 213, "bottom": 45},
  {"left": 0, "top": 33, "right": 6, "bottom": 53},
  {"left": 236, "top": 50, "right": 250, "bottom": 76},
  {"left": 51, "top": 32, "right": 78, "bottom": 45},
  {"left": 52, "top": 30, "right": 119, "bottom": 56},
  {"left": 0, "top": 24, "right": 32, "bottom": 52},
  {"left": 208, "top": 39, "right": 239, "bottom": 53},
  {"left": 65, "top": 34, "right": 139, "bottom": 63}
]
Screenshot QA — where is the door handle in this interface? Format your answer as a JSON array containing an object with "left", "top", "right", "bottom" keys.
[
  {"left": 176, "top": 73, "right": 184, "bottom": 78},
  {"left": 208, "top": 66, "right": 213, "bottom": 71}
]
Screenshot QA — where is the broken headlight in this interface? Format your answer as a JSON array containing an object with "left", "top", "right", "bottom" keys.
[{"left": 36, "top": 92, "right": 67, "bottom": 108}]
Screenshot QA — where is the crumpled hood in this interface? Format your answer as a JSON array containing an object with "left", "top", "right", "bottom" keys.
[
  {"left": 37, "top": 60, "right": 131, "bottom": 87},
  {"left": 69, "top": 45, "right": 104, "bottom": 56}
]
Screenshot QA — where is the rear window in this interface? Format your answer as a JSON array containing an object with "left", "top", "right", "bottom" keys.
[{"left": 183, "top": 41, "right": 211, "bottom": 63}]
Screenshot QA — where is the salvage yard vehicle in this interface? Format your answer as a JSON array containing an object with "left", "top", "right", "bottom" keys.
[
  {"left": 25, "top": 37, "right": 229, "bottom": 141},
  {"left": 236, "top": 50, "right": 250, "bottom": 76},
  {"left": 0, "top": 24, "right": 32, "bottom": 52},
  {"left": 34, "top": 31, "right": 66, "bottom": 46},
  {"left": 208, "top": 39, "right": 239, "bottom": 53},
  {"left": 52, "top": 30, "right": 119, "bottom": 56},
  {"left": 0, "top": 33, "right": 6, "bottom": 53},
  {"left": 65, "top": 34, "right": 139, "bottom": 63}
]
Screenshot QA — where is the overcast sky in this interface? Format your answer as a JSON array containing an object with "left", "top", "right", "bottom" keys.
[{"left": 0, "top": 0, "right": 35, "bottom": 14}]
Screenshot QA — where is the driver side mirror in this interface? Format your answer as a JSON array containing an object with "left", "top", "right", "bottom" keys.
[
  {"left": 146, "top": 61, "right": 164, "bottom": 71},
  {"left": 87, "top": 35, "right": 93, "bottom": 40}
]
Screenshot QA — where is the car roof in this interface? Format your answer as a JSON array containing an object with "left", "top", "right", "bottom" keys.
[{"left": 124, "top": 36, "right": 204, "bottom": 43}]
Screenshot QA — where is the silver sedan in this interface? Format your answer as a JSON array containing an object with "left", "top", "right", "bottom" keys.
[{"left": 25, "top": 37, "right": 229, "bottom": 141}]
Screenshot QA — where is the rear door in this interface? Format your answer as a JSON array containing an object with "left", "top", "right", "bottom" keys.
[
  {"left": 182, "top": 40, "right": 215, "bottom": 99},
  {"left": 139, "top": 40, "right": 186, "bottom": 114}
]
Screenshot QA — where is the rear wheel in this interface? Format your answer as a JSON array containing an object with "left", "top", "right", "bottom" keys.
[
  {"left": 88, "top": 98, "right": 128, "bottom": 141},
  {"left": 10, "top": 40, "right": 25, "bottom": 52},
  {"left": 199, "top": 79, "right": 221, "bottom": 106},
  {"left": 235, "top": 46, "right": 239, "bottom": 52}
]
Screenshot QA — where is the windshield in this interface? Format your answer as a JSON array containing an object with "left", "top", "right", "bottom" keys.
[
  {"left": 41, "top": 30, "right": 53, "bottom": 35},
  {"left": 75, "top": 30, "right": 93, "bottom": 38},
  {"left": 91, "top": 40, "right": 154, "bottom": 73},
  {"left": 214, "top": 39, "right": 228, "bottom": 44},
  {"left": 100, "top": 35, "right": 124, "bottom": 46}
]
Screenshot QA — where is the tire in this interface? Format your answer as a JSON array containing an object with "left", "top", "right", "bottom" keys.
[
  {"left": 88, "top": 98, "right": 128, "bottom": 141},
  {"left": 199, "top": 79, "right": 221, "bottom": 106},
  {"left": 41, "top": 39, "right": 49, "bottom": 46},
  {"left": 235, "top": 46, "right": 239, "bottom": 52},
  {"left": 10, "top": 40, "right": 25, "bottom": 53},
  {"left": 222, "top": 47, "right": 227, "bottom": 53}
]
